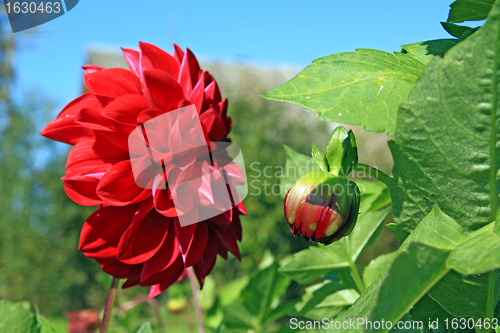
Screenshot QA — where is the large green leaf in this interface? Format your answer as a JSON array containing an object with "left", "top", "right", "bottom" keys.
[
  {"left": 447, "top": 222, "right": 500, "bottom": 274},
  {"left": 387, "top": 0, "right": 500, "bottom": 242},
  {"left": 447, "top": 0, "right": 495, "bottom": 23},
  {"left": 367, "top": 243, "right": 450, "bottom": 333},
  {"left": 341, "top": 243, "right": 450, "bottom": 333},
  {"left": 0, "top": 300, "right": 56, "bottom": 333},
  {"left": 362, "top": 251, "right": 398, "bottom": 287},
  {"left": 0, "top": 301, "right": 38, "bottom": 333},
  {"left": 335, "top": 208, "right": 463, "bottom": 332},
  {"left": 264, "top": 49, "right": 426, "bottom": 135},
  {"left": 279, "top": 246, "right": 349, "bottom": 284},
  {"left": 401, "top": 39, "right": 459, "bottom": 64},
  {"left": 241, "top": 261, "right": 289, "bottom": 324},
  {"left": 427, "top": 270, "right": 500, "bottom": 319},
  {"left": 410, "top": 294, "right": 456, "bottom": 323}
]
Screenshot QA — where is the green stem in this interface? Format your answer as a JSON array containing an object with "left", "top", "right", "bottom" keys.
[
  {"left": 187, "top": 267, "right": 205, "bottom": 333},
  {"left": 339, "top": 243, "right": 366, "bottom": 294},
  {"left": 100, "top": 277, "right": 119, "bottom": 333},
  {"left": 476, "top": 271, "right": 496, "bottom": 333},
  {"left": 354, "top": 163, "right": 389, "bottom": 183}
]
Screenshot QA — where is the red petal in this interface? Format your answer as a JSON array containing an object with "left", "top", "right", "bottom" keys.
[
  {"left": 40, "top": 93, "right": 100, "bottom": 144},
  {"left": 203, "top": 78, "right": 222, "bottom": 106},
  {"left": 122, "top": 265, "right": 143, "bottom": 289},
  {"left": 178, "top": 48, "right": 201, "bottom": 96},
  {"left": 121, "top": 48, "right": 141, "bottom": 78},
  {"left": 153, "top": 188, "right": 178, "bottom": 217},
  {"left": 143, "top": 69, "right": 185, "bottom": 111},
  {"left": 79, "top": 205, "right": 138, "bottom": 258},
  {"left": 103, "top": 94, "right": 147, "bottom": 124},
  {"left": 84, "top": 68, "right": 142, "bottom": 99},
  {"left": 188, "top": 72, "right": 206, "bottom": 113},
  {"left": 210, "top": 224, "right": 240, "bottom": 260},
  {"left": 96, "top": 160, "right": 151, "bottom": 206},
  {"left": 173, "top": 44, "right": 184, "bottom": 64},
  {"left": 139, "top": 42, "right": 180, "bottom": 78},
  {"left": 96, "top": 257, "right": 131, "bottom": 279},
  {"left": 62, "top": 174, "right": 103, "bottom": 206},
  {"left": 82, "top": 65, "right": 105, "bottom": 74},
  {"left": 140, "top": 222, "right": 183, "bottom": 284},
  {"left": 175, "top": 220, "right": 208, "bottom": 267},
  {"left": 76, "top": 108, "right": 115, "bottom": 131},
  {"left": 192, "top": 238, "right": 218, "bottom": 287},
  {"left": 65, "top": 137, "right": 127, "bottom": 177},
  {"left": 200, "top": 108, "right": 227, "bottom": 141},
  {"left": 117, "top": 210, "right": 170, "bottom": 264},
  {"left": 231, "top": 212, "right": 243, "bottom": 242}
]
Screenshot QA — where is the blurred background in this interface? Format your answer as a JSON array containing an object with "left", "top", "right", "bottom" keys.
[{"left": 0, "top": 1, "right": 452, "bottom": 331}]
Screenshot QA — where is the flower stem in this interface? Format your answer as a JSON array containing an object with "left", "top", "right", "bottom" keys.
[
  {"left": 187, "top": 267, "right": 205, "bottom": 333},
  {"left": 100, "top": 277, "right": 119, "bottom": 333},
  {"left": 354, "top": 163, "right": 389, "bottom": 183},
  {"left": 339, "top": 243, "right": 366, "bottom": 294}
]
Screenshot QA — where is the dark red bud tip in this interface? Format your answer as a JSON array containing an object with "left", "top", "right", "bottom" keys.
[{"left": 284, "top": 171, "right": 360, "bottom": 245}]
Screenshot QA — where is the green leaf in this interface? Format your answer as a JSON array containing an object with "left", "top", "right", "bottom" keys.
[
  {"left": 34, "top": 315, "right": 57, "bottom": 333},
  {"left": 447, "top": 222, "right": 500, "bottom": 274},
  {"left": 222, "top": 303, "right": 255, "bottom": 330},
  {"left": 366, "top": 187, "right": 391, "bottom": 212},
  {"left": 398, "top": 206, "right": 467, "bottom": 251},
  {"left": 427, "top": 270, "right": 500, "bottom": 319},
  {"left": 447, "top": 0, "right": 495, "bottom": 23},
  {"left": 280, "top": 145, "right": 318, "bottom": 198},
  {"left": 441, "top": 22, "right": 480, "bottom": 39},
  {"left": 0, "top": 300, "right": 38, "bottom": 333},
  {"left": 324, "top": 126, "right": 358, "bottom": 176},
  {"left": 337, "top": 208, "right": 462, "bottom": 332},
  {"left": 135, "top": 322, "right": 153, "bottom": 333},
  {"left": 401, "top": 39, "right": 459, "bottom": 64},
  {"left": 290, "top": 281, "right": 349, "bottom": 319},
  {"left": 410, "top": 293, "right": 456, "bottom": 323},
  {"left": 279, "top": 245, "right": 349, "bottom": 284},
  {"left": 341, "top": 207, "right": 391, "bottom": 261},
  {"left": 387, "top": 0, "right": 500, "bottom": 241},
  {"left": 342, "top": 243, "right": 450, "bottom": 333},
  {"left": 241, "top": 261, "right": 289, "bottom": 324},
  {"left": 311, "top": 142, "right": 326, "bottom": 171},
  {"left": 367, "top": 243, "right": 450, "bottom": 333},
  {"left": 263, "top": 49, "right": 426, "bottom": 135},
  {"left": 362, "top": 251, "right": 398, "bottom": 287}
]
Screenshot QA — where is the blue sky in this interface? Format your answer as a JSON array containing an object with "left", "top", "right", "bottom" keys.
[{"left": 12, "top": 0, "right": 453, "bottom": 114}]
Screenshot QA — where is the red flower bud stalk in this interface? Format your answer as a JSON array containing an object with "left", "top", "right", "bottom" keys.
[{"left": 284, "top": 126, "right": 362, "bottom": 244}]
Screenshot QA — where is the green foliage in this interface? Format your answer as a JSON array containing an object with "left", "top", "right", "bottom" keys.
[
  {"left": 388, "top": 0, "right": 500, "bottom": 242},
  {"left": 221, "top": 259, "right": 291, "bottom": 333},
  {"left": 262, "top": 0, "right": 500, "bottom": 331},
  {"left": 447, "top": 223, "right": 500, "bottom": 274},
  {"left": 323, "top": 126, "right": 358, "bottom": 176},
  {"left": 447, "top": 0, "right": 495, "bottom": 22},
  {"left": 263, "top": 49, "right": 425, "bottom": 135},
  {"left": 0, "top": 300, "right": 56, "bottom": 333},
  {"left": 136, "top": 322, "right": 153, "bottom": 333}
]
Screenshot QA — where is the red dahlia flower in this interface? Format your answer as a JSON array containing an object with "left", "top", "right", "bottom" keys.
[{"left": 40, "top": 42, "right": 245, "bottom": 297}]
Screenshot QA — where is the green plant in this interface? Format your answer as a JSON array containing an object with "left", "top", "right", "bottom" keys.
[{"left": 251, "top": 0, "right": 500, "bottom": 332}]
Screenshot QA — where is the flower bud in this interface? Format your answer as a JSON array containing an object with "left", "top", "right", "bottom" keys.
[{"left": 284, "top": 171, "right": 360, "bottom": 245}]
